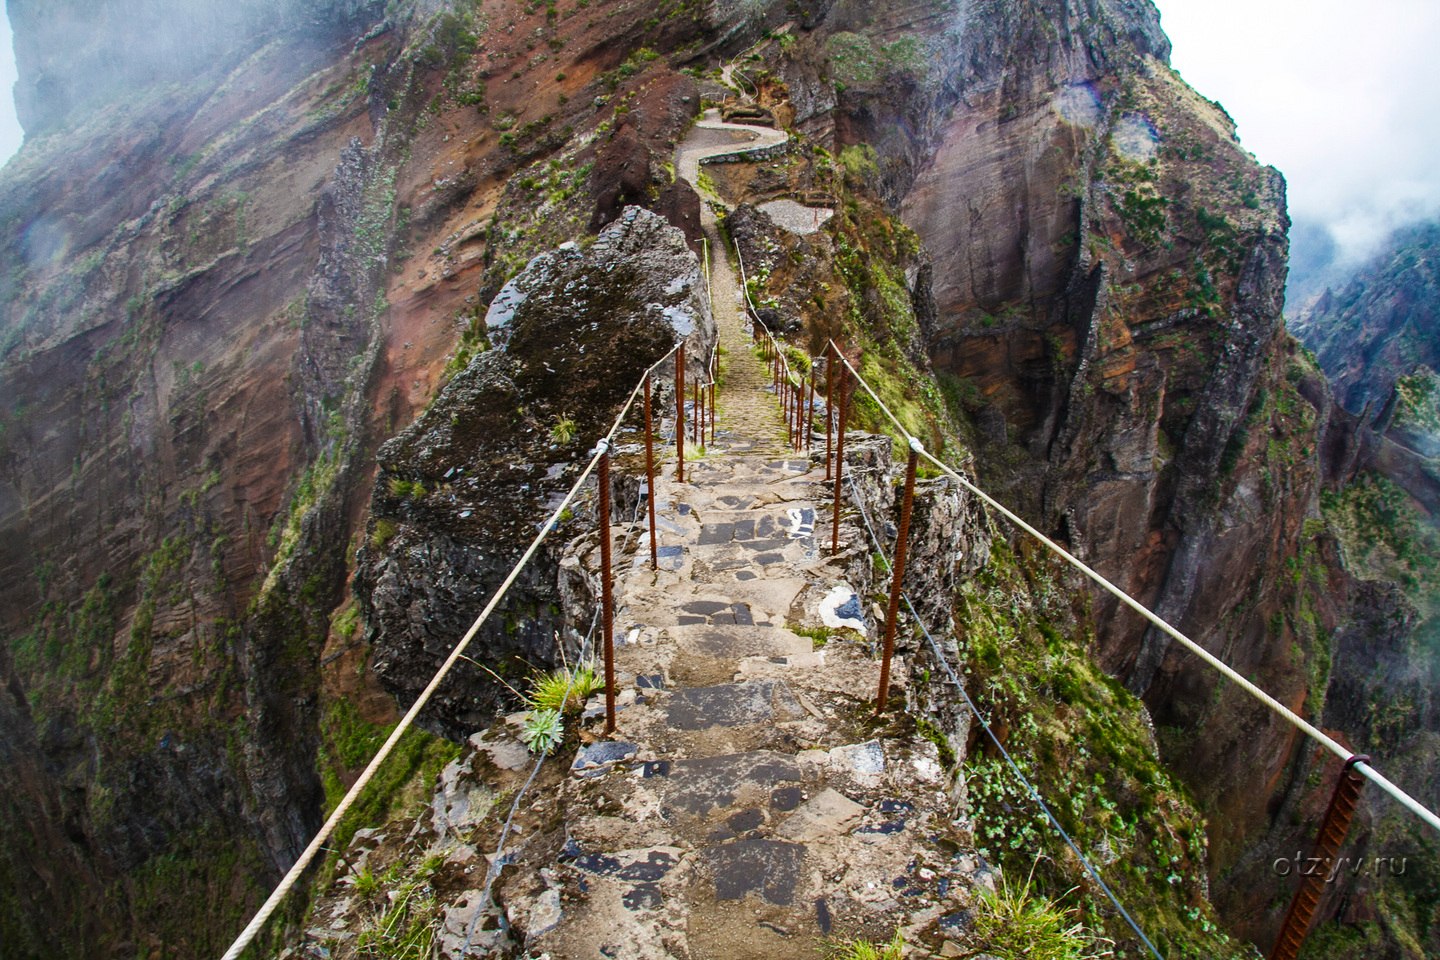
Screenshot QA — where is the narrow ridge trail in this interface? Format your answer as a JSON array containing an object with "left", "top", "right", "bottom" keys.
[{"left": 498, "top": 118, "right": 980, "bottom": 960}]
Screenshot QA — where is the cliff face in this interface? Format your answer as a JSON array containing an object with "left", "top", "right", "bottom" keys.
[
  {"left": 0, "top": 0, "right": 1426, "bottom": 956},
  {"left": 1291, "top": 221, "right": 1440, "bottom": 420},
  {"left": 0, "top": 0, "right": 714, "bottom": 952},
  {"left": 851, "top": 0, "right": 1325, "bottom": 929}
]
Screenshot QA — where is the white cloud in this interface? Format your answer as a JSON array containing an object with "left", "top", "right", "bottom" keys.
[
  {"left": 0, "top": 11, "right": 20, "bottom": 167},
  {"left": 1159, "top": 0, "right": 1440, "bottom": 266}
]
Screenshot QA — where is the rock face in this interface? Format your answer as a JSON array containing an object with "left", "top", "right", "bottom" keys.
[
  {"left": 1292, "top": 221, "right": 1440, "bottom": 419},
  {"left": 881, "top": 0, "right": 1312, "bottom": 918},
  {"left": 1, "top": 0, "right": 1432, "bottom": 956},
  {"left": 8, "top": 0, "right": 387, "bottom": 135},
  {"left": 357, "top": 207, "right": 714, "bottom": 738},
  {"left": 0, "top": 0, "right": 720, "bottom": 952}
]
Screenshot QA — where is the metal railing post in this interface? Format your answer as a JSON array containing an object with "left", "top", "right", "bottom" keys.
[
  {"left": 675, "top": 346, "right": 685, "bottom": 482},
  {"left": 824, "top": 345, "right": 835, "bottom": 481},
  {"left": 1269, "top": 755, "right": 1370, "bottom": 960},
  {"left": 644, "top": 377, "right": 658, "bottom": 571},
  {"left": 831, "top": 366, "right": 851, "bottom": 553},
  {"left": 806, "top": 371, "right": 815, "bottom": 454},
  {"left": 693, "top": 380, "right": 701, "bottom": 446},
  {"left": 877, "top": 440, "right": 921, "bottom": 713},
  {"left": 597, "top": 440, "right": 617, "bottom": 735}
]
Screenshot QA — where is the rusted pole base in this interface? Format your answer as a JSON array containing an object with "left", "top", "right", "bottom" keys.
[
  {"left": 824, "top": 346, "right": 835, "bottom": 481},
  {"left": 1269, "top": 754, "right": 1371, "bottom": 960},
  {"left": 644, "top": 377, "right": 658, "bottom": 571},
  {"left": 675, "top": 346, "right": 685, "bottom": 483},
  {"left": 877, "top": 441, "right": 921, "bottom": 713},
  {"left": 831, "top": 368, "right": 851, "bottom": 554},
  {"left": 597, "top": 441, "right": 617, "bottom": 735}
]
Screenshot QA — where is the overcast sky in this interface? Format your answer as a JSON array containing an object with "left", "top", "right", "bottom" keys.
[
  {"left": 0, "top": 2, "right": 1437, "bottom": 272},
  {"left": 1159, "top": 0, "right": 1440, "bottom": 276},
  {"left": 0, "top": 10, "right": 18, "bottom": 165}
]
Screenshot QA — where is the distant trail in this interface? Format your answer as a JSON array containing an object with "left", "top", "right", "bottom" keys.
[{"left": 674, "top": 110, "right": 791, "bottom": 453}]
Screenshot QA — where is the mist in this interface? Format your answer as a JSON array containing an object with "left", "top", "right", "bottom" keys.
[{"left": 1158, "top": 0, "right": 1440, "bottom": 304}]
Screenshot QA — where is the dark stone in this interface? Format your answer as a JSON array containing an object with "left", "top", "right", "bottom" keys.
[
  {"left": 815, "top": 897, "right": 833, "bottom": 934},
  {"left": 575, "top": 853, "right": 622, "bottom": 875},
  {"left": 708, "top": 839, "right": 805, "bottom": 905},
  {"left": 618, "top": 851, "right": 677, "bottom": 882},
  {"left": 622, "top": 884, "right": 664, "bottom": 911},
  {"left": 726, "top": 808, "right": 764, "bottom": 832},
  {"left": 770, "top": 786, "right": 804, "bottom": 811},
  {"left": 666, "top": 752, "right": 803, "bottom": 814},
  {"left": 666, "top": 681, "right": 802, "bottom": 729}
]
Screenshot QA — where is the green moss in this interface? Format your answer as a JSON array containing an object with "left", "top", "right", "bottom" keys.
[
  {"left": 331, "top": 725, "right": 462, "bottom": 853},
  {"left": 958, "top": 541, "right": 1245, "bottom": 958}
]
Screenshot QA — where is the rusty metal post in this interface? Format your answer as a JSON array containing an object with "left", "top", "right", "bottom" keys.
[
  {"left": 596, "top": 440, "right": 617, "bottom": 735},
  {"left": 693, "top": 381, "right": 701, "bottom": 446},
  {"left": 675, "top": 346, "right": 685, "bottom": 483},
  {"left": 1269, "top": 755, "right": 1371, "bottom": 960},
  {"left": 794, "top": 377, "right": 806, "bottom": 451},
  {"left": 824, "top": 346, "right": 835, "bottom": 481},
  {"left": 831, "top": 367, "right": 851, "bottom": 553},
  {"left": 794, "top": 377, "right": 803, "bottom": 452},
  {"left": 785, "top": 375, "right": 794, "bottom": 448},
  {"left": 877, "top": 441, "right": 922, "bottom": 713},
  {"left": 709, "top": 381, "right": 716, "bottom": 445},
  {"left": 644, "top": 377, "right": 658, "bottom": 571},
  {"left": 806, "top": 372, "right": 815, "bottom": 453}
]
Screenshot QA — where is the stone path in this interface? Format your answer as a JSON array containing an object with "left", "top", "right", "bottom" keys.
[{"left": 509, "top": 135, "right": 979, "bottom": 958}]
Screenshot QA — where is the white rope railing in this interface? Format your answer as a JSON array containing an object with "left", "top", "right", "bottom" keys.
[
  {"left": 220, "top": 342, "right": 683, "bottom": 960},
  {"left": 823, "top": 338, "right": 1440, "bottom": 837}
]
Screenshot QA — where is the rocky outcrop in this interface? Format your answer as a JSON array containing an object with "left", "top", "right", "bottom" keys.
[{"left": 356, "top": 207, "right": 714, "bottom": 738}]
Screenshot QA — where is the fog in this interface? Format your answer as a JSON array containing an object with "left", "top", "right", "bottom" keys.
[
  {"left": 1159, "top": 0, "right": 1440, "bottom": 301},
  {"left": 1, "top": 0, "right": 1437, "bottom": 298}
]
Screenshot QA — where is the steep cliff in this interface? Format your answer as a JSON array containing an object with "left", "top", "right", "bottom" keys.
[
  {"left": 0, "top": 0, "right": 1429, "bottom": 956},
  {"left": 1291, "top": 221, "right": 1440, "bottom": 422},
  {"left": 0, "top": 0, "right": 714, "bottom": 953}
]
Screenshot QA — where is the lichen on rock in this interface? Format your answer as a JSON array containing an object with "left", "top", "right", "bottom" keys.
[{"left": 357, "top": 206, "right": 715, "bottom": 738}]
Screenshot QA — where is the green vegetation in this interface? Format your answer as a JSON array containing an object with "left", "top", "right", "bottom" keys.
[
  {"left": 331, "top": 727, "right": 462, "bottom": 854},
  {"left": 822, "top": 928, "right": 905, "bottom": 960},
  {"left": 824, "top": 32, "right": 926, "bottom": 90},
  {"left": 823, "top": 183, "right": 966, "bottom": 466},
  {"left": 443, "top": 307, "right": 493, "bottom": 379},
  {"left": 952, "top": 540, "right": 1245, "bottom": 958},
  {"left": 526, "top": 662, "right": 603, "bottom": 714},
  {"left": 319, "top": 698, "right": 387, "bottom": 809},
  {"left": 352, "top": 855, "right": 444, "bottom": 957},
  {"left": 370, "top": 518, "right": 399, "bottom": 549},
  {"left": 520, "top": 706, "right": 564, "bottom": 755},
  {"left": 968, "top": 864, "right": 1110, "bottom": 959},
  {"left": 1323, "top": 471, "right": 1440, "bottom": 616},
  {"left": 1392, "top": 367, "right": 1440, "bottom": 437},
  {"left": 600, "top": 46, "right": 660, "bottom": 90},
  {"left": 549, "top": 414, "right": 578, "bottom": 445}
]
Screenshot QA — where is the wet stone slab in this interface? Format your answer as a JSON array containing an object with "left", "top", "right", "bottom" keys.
[
  {"left": 666, "top": 680, "right": 803, "bottom": 730},
  {"left": 706, "top": 839, "right": 805, "bottom": 905},
  {"left": 663, "top": 751, "right": 805, "bottom": 815}
]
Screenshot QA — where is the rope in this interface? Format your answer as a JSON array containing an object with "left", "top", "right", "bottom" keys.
[
  {"left": 844, "top": 473, "right": 1163, "bottom": 958},
  {"left": 220, "top": 343, "right": 682, "bottom": 960},
  {"left": 460, "top": 456, "right": 656, "bottom": 956},
  {"left": 733, "top": 244, "right": 797, "bottom": 389},
  {"left": 823, "top": 339, "right": 1440, "bottom": 837}
]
